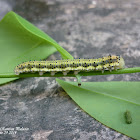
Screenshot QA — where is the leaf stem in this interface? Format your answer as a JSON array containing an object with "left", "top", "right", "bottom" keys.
[
  {"left": 0, "top": 67, "right": 140, "bottom": 78},
  {"left": 76, "top": 74, "right": 82, "bottom": 86}
]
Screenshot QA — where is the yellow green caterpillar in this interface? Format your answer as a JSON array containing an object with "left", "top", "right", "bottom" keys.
[{"left": 15, "top": 55, "right": 125, "bottom": 76}]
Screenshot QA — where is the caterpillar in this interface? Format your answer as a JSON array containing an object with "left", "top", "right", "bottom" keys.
[{"left": 14, "top": 55, "right": 125, "bottom": 76}]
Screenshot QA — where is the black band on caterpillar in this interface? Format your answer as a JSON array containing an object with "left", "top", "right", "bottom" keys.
[{"left": 14, "top": 55, "right": 125, "bottom": 76}]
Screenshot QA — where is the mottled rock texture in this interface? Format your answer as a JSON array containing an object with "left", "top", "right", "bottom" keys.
[{"left": 0, "top": 0, "right": 140, "bottom": 139}]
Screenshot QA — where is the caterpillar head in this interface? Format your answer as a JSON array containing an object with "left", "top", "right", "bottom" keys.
[{"left": 118, "top": 56, "right": 125, "bottom": 69}]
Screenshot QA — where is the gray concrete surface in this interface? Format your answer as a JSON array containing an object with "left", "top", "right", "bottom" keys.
[{"left": 0, "top": 0, "right": 140, "bottom": 139}]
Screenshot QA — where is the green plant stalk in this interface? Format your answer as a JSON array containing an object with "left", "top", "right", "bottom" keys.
[
  {"left": 0, "top": 67, "right": 140, "bottom": 78},
  {"left": 76, "top": 74, "right": 82, "bottom": 86}
]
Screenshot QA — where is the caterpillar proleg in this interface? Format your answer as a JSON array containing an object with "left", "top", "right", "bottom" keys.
[{"left": 14, "top": 55, "right": 125, "bottom": 76}]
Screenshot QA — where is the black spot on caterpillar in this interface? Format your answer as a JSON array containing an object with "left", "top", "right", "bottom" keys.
[
  {"left": 124, "top": 110, "right": 132, "bottom": 124},
  {"left": 15, "top": 55, "right": 125, "bottom": 76}
]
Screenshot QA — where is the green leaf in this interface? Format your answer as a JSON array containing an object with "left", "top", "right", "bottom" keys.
[
  {"left": 56, "top": 78, "right": 140, "bottom": 140},
  {"left": 0, "top": 11, "right": 73, "bottom": 85}
]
